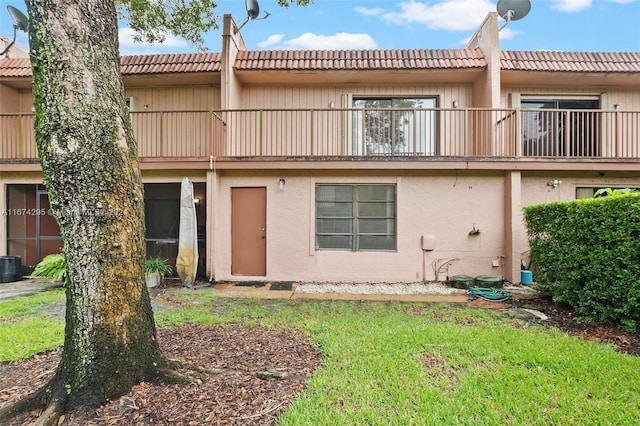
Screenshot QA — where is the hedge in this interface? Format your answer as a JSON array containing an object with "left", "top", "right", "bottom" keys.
[{"left": 523, "top": 193, "right": 640, "bottom": 331}]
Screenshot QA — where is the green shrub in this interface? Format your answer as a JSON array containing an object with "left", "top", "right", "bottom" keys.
[
  {"left": 31, "top": 253, "right": 67, "bottom": 284},
  {"left": 524, "top": 193, "right": 640, "bottom": 331}
]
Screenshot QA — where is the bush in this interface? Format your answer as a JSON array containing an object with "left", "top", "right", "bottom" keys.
[
  {"left": 32, "top": 253, "right": 67, "bottom": 284},
  {"left": 524, "top": 193, "right": 640, "bottom": 331}
]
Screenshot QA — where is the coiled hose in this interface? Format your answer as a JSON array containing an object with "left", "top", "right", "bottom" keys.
[{"left": 466, "top": 287, "right": 511, "bottom": 302}]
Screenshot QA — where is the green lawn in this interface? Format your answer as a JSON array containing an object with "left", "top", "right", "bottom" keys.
[
  {"left": 3, "top": 288, "right": 640, "bottom": 425},
  {"left": 0, "top": 289, "right": 65, "bottom": 361}
]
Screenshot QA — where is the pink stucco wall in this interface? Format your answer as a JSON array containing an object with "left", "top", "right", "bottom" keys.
[{"left": 213, "top": 171, "right": 508, "bottom": 283}]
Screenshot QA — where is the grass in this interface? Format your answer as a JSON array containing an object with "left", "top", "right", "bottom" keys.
[
  {"left": 3, "top": 288, "right": 640, "bottom": 424},
  {"left": 0, "top": 288, "right": 65, "bottom": 362}
]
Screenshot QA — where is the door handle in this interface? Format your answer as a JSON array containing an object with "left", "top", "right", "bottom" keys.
[{"left": 261, "top": 227, "right": 266, "bottom": 239}]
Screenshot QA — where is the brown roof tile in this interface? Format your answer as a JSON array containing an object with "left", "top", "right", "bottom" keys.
[
  {"left": 501, "top": 50, "right": 640, "bottom": 73},
  {"left": 3, "top": 49, "right": 638, "bottom": 79},
  {"left": 0, "top": 58, "right": 31, "bottom": 77},
  {"left": 0, "top": 52, "right": 221, "bottom": 78},
  {"left": 120, "top": 52, "right": 221, "bottom": 74},
  {"left": 234, "top": 48, "right": 487, "bottom": 71}
]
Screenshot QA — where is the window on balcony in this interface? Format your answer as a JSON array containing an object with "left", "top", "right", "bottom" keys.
[
  {"left": 352, "top": 97, "right": 437, "bottom": 155},
  {"left": 316, "top": 185, "right": 396, "bottom": 251},
  {"left": 522, "top": 99, "right": 599, "bottom": 157}
]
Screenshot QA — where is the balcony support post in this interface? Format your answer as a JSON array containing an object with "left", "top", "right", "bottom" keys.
[
  {"left": 159, "top": 112, "right": 165, "bottom": 157},
  {"left": 259, "top": 110, "right": 263, "bottom": 156},
  {"left": 310, "top": 110, "right": 315, "bottom": 156},
  {"left": 515, "top": 107, "right": 522, "bottom": 157}
]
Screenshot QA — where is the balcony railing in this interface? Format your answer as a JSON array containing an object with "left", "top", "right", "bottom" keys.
[{"left": 1, "top": 108, "right": 638, "bottom": 162}]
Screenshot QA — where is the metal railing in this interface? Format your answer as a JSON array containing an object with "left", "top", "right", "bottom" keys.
[{"left": 1, "top": 108, "right": 638, "bottom": 161}]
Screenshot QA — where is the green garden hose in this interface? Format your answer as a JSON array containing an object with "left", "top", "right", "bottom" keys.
[{"left": 466, "top": 287, "right": 511, "bottom": 302}]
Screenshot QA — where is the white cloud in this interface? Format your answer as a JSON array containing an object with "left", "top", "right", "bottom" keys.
[
  {"left": 260, "top": 32, "right": 378, "bottom": 50},
  {"left": 498, "top": 27, "right": 518, "bottom": 41},
  {"left": 606, "top": 0, "right": 637, "bottom": 3},
  {"left": 258, "top": 34, "right": 285, "bottom": 48},
  {"left": 118, "top": 28, "right": 188, "bottom": 55},
  {"left": 354, "top": 6, "right": 387, "bottom": 17},
  {"left": 550, "top": 0, "right": 592, "bottom": 12},
  {"left": 376, "top": 0, "right": 495, "bottom": 31}
]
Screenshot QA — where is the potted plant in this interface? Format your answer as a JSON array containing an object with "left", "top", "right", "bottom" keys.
[
  {"left": 32, "top": 253, "right": 67, "bottom": 285},
  {"left": 144, "top": 258, "right": 172, "bottom": 288}
]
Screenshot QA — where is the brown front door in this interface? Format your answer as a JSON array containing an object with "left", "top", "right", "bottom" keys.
[{"left": 231, "top": 187, "right": 266, "bottom": 276}]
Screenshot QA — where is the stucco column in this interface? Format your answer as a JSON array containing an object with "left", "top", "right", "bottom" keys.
[
  {"left": 504, "top": 170, "right": 523, "bottom": 283},
  {"left": 0, "top": 183, "right": 6, "bottom": 255},
  {"left": 206, "top": 168, "right": 217, "bottom": 281}
]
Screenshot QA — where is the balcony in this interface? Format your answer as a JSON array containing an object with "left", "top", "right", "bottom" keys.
[{"left": 1, "top": 108, "right": 638, "bottom": 162}]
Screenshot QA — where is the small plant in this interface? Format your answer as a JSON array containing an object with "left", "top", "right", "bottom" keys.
[
  {"left": 594, "top": 187, "right": 637, "bottom": 198},
  {"left": 145, "top": 258, "right": 172, "bottom": 277},
  {"left": 31, "top": 253, "right": 67, "bottom": 283}
]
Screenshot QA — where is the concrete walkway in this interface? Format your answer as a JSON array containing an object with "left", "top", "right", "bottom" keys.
[
  {"left": 1, "top": 277, "right": 536, "bottom": 305},
  {"left": 0, "top": 278, "right": 473, "bottom": 303},
  {"left": 1, "top": 278, "right": 545, "bottom": 324},
  {"left": 0, "top": 278, "right": 63, "bottom": 301},
  {"left": 209, "top": 281, "right": 472, "bottom": 303}
]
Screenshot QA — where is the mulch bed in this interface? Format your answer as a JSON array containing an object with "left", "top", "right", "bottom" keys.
[
  {"left": 510, "top": 294, "right": 640, "bottom": 356},
  {"left": 1, "top": 293, "right": 639, "bottom": 425},
  {"left": 0, "top": 324, "right": 321, "bottom": 425}
]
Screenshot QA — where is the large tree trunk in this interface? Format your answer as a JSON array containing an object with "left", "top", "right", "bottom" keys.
[{"left": 25, "top": 0, "right": 163, "bottom": 412}]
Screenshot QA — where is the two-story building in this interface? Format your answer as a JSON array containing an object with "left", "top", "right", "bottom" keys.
[{"left": 1, "top": 12, "right": 639, "bottom": 285}]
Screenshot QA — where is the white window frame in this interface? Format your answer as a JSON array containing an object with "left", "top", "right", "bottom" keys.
[{"left": 343, "top": 95, "right": 438, "bottom": 156}]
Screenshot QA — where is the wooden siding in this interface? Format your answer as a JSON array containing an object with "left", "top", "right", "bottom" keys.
[
  {"left": 0, "top": 87, "right": 31, "bottom": 114},
  {"left": 124, "top": 85, "right": 220, "bottom": 158},
  {"left": 239, "top": 84, "right": 473, "bottom": 110},
  {"left": 125, "top": 86, "right": 221, "bottom": 111}
]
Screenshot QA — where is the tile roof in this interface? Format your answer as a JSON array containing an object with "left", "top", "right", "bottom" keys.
[
  {"left": 234, "top": 49, "right": 487, "bottom": 71},
  {"left": 501, "top": 51, "right": 640, "bottom": 73},
  {"left": 3, "top": 50, "right": 639, "bottom": 78},
  {"left": 120, "top": 52, "right": 221, "bottom": 74},
  {"left": 0, "top": 58, "right": 30, "bottom": 77},
  {"left": 0, "top": 52, "right": 221, "bottom": 78}
]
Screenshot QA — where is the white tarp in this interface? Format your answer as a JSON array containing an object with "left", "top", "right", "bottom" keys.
[{"left": 176, "top": 177, "right": 198, "bottom": 287}]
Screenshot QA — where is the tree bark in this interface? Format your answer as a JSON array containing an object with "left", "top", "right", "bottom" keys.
[{"left": 25, "top": 0, "right": 163, "bottom": 412}]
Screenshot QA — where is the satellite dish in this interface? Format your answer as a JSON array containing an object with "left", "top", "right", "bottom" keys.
[
  {"left": 1, "top": 6, "right": 28, "bottom": 56},
  {"left": 246, "top": 0, "right": 260, "bottom": 20},
  {"left": 497, "top": 0, "right": 531, "bottom": 30},
  {"left": 237, "top": 0, "right": 270, "bottom": 32},
  {"left": 7, "top": 6, "right": 28, "bottom": 32}
]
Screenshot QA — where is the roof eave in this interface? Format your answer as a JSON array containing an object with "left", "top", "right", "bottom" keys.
[
  {"left": 233, "top": 67, "right": 486, "bottom": 85},
  {"left": 501, "top": 69, "right": 640, "bottom": 87}
]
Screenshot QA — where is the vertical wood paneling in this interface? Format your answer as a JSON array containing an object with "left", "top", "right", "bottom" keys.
[
  {"left": 125, "top": 86, "right": 220, "bottom": 111},
  {"left": 239, "top": 84, "right": 472, "bottom": 109},
  {"left": 234, "top": 84, "right": 472, "bottom": 157},
  {"left": 125, "top": 86, "right": 219, "bottom": 157}
]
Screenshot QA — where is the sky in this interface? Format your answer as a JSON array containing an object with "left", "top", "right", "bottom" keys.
[{"left": 1, "top": 0, "right": 639, "bottom": 56}]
